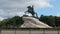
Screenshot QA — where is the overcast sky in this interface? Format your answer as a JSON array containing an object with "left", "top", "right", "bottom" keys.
[{"left": 0, "top": 0, "right": 60, "bottom": 21}]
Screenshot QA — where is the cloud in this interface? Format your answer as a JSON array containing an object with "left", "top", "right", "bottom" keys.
[
  {"left": 57, "top": 13, "right": 60, "bottom": 17},
  {"left": 0, "top": 17, "right": 4, "bottom": 21},
  {"left": 0, "top": 0, "right": 53, "bottom": 20},
  {"left": 0, "top": 0, "right": 52, "bottom": 8},
  {"left": 28, "top": 0, "right": 53, "bottom": 8}
]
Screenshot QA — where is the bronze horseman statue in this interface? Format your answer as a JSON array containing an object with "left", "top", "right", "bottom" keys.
[{"left": 25, "top": 5, "right": 38, "bottom": 18}]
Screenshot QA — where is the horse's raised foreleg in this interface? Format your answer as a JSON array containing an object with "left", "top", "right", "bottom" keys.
[{"left": 25, "top": 11, "right": 28, "bottom": 15}]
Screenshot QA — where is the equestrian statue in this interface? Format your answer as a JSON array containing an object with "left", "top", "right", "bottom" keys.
[{"left": 25, "top": 5, "right": 38, "bottom": 18}]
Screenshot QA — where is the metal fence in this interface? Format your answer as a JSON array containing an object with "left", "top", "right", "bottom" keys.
[{"left": 0, "top": 29, "right": 60, "bottom": 34}]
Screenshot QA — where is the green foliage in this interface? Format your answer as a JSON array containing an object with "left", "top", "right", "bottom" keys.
[
  {"left": 0, "top": 16, "right": 24, "bottom": 28},
  {"left": 39, "top": 15, "right": 60, "bottom": 27},
  {"left": 0, "top": 15, "right": 60, "bottom": 28},
  {"left": 55, "top": 17, "right": 60, "bottom": 27}
]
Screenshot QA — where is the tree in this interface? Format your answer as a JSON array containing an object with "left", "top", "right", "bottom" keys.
[
  {"left": 0, "top": 16, "right": 24, "bottom": 28},
  {"left": 39, "top": 15, "right": 57, "bottom": 27}
]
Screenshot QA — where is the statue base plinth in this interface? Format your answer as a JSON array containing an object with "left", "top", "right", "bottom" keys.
[{"left": 21, "top": 17, "right": 52, "bottom": 28}]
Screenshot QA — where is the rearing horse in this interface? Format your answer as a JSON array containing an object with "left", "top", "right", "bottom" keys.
[{"left": 25, "top": 6, "right": 38, "bottom": 18}]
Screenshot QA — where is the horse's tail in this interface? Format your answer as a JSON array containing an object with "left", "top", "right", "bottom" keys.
[{"left": 35, "top": 13, "right": 38, "bottom": 18}]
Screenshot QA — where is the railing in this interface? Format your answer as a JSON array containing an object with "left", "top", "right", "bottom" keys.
[{"left": 0, "top": 28, "right": 60, "bottom": 34}]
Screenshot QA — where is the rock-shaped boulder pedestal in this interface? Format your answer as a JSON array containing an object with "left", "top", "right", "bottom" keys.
[{"left": 21, "top": 17, "right": 52, "bottom": 28}]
